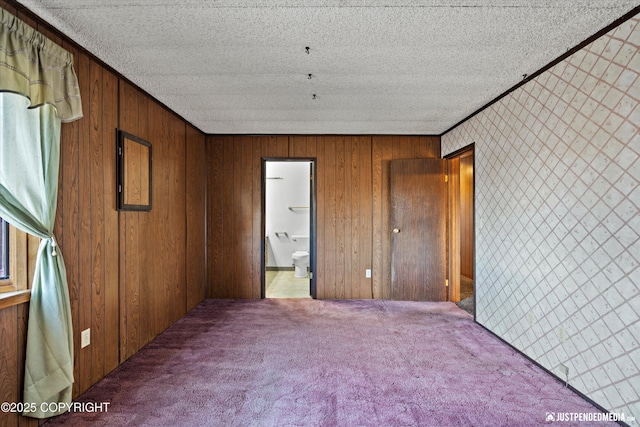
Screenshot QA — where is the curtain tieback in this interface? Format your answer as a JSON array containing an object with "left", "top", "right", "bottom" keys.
[{"left": 50, "top": 236, "right": 58, "bottom": 256}]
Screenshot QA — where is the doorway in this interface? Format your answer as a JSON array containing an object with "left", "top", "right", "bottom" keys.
[
  {"left": 262, "top": 159, "right": 316, "bottom": 299},
  {"left": 446, "top": 145, "right": 475, "bottom": 315},
  {"left": 383, "top": 153, "right": 475, "bottom": 306}
]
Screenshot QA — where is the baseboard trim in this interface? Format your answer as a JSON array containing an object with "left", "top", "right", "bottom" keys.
[
  {"left": 266, "top": 267, "right": 294, "bottom": 271},
  {"left": 474, "top": 320, "right": 631, "bottom": 427}
]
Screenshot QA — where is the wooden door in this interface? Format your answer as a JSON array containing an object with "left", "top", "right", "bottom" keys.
[{"left": 390, "top": 159, "right": 447, "bottom": 301}]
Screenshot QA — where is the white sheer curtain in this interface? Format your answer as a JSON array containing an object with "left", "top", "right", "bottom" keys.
[{"left": 1, "top": 7, "right": 82, "bottom": 419}]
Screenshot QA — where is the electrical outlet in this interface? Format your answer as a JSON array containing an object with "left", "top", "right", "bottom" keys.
[
  {"left": 365, "top": 269, "right": 372, "bottom": 278},
  {"left": 527, "top": 311, "right": 534, "bottom": 326},
  {"left": 559, "top": 364, "right": 569, "bottom": 387},
  {"left": 81, "top": 328, "right": 90, "bottom": 349}
]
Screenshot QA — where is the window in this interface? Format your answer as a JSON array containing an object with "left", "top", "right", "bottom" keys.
[
  {"left": 0, "top": 217, "right": 29, "bottom": 295},
  {"left": 0, "top": 217, "right": 7, "bottom": 281},
  {"left": 0, "top": 96, "right": 32, "bottom": 297},
  {"left": 0, "top": 97, "right": 38, "bottom": 305}
]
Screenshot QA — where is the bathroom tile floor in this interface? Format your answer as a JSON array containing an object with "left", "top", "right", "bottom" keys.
[{"left": 265, "top": 269, "right": 311, "bottom": 298}]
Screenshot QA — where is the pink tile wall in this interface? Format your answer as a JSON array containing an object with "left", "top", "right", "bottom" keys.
[{"left": 443, "top": 16, "right": 639, "bottom": 418}]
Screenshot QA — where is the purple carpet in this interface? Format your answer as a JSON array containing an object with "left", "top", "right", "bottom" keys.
[{"left": 45, "top": 299, "right": 610, "bottom": 426}]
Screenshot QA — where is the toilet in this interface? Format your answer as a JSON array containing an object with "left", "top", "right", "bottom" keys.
[{"left": 292, "top": 251, "right": 310, "bottom": 278}]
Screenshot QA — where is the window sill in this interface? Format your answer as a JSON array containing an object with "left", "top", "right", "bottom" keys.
[{"left": 0, "top": 289, "right": 31, "bottom": 311}]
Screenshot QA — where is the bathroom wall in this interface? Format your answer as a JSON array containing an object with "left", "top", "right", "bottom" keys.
[
  {"left": 442, "top": 15, "right": 640, "bottom": 419},
  {"left": 265, "top": 162, "right": 311, "bottom": 267}
]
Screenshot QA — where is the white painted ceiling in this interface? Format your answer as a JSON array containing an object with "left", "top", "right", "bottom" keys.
[{"left": 16, "top": 1, "right": 639, "bottom": 135}]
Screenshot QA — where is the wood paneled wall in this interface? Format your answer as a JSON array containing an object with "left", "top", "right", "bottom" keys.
[
  {"left": 70, "top": 64, "right": 205, "bottom": 395},
  {"left": 0, "top": 2, "right": 207, "bottom": 425},
  {"left": 186, "top": 126, "right": 207, "bottom": 311},
  {"left": 372, "top": 137, "right": 441, "bottom": 299},
  {"left": 207, "top": 136, "right": 288, "bottom": 299},
  {"left": 0, "top": 304, "right": 35, "bottom": 427},
  {"left": 206, "top": 135, "right": 440, "bottom": 300},
  {"left": 61, "top": 46, "right": 120, "bottom": 397}
]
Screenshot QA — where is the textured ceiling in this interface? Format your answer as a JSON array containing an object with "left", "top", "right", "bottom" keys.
[{"left": 15, "top": 1, "right": 639, "bottom": 135}]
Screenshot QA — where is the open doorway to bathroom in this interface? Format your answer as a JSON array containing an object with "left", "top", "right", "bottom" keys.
[{"left": 262, "top": 159, "right": 316, "bottom": 299}]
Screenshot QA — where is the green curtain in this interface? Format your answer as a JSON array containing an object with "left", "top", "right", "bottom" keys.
[
  {"left": 1, "top": 7, "right": 82, "bottom": 419},
  {"left": 0, "top": 93, "right": 74, "bottom": 418},
  {"left": 0, "top": 8, "right": 82, "bottom": 122}
]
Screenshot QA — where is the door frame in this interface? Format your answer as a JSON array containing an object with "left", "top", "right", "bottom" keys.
[
  {"left": 445, "top": 144, "right": 475, "bottom": 313},
  {"left": 261, "top": 158, "right": 317, "bottom": 299}
]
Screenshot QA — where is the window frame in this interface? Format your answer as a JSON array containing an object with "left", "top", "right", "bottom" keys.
[
  {"left": 0, "top": 218, "right": 8, "bottom": 282},
  {"left": 0, "top": 95, "right": 35, "bottom": 308},
  {"left": 0, "top": 221, "right": 30, "bottom": 304}
]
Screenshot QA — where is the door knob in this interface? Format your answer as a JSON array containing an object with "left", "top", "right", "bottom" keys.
[{"left": 392, "top": 227, "right": 400, "bottom": 234}]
